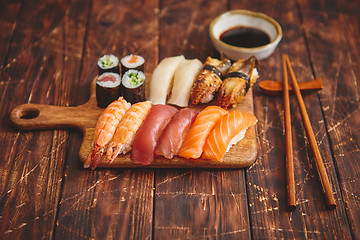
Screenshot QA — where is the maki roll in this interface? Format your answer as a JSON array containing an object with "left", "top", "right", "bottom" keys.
[
  {"left": 121, "top": 70, "right": 146, "bottom": 104},
  {"left": 120, "top": 54, "right": 145, "bottom": 75},
  {"left": 97, "top": 54, "right": 120, "bottom": 75},
  {"left": 96, "top": 72, "right": 122, "bottom": 108}
]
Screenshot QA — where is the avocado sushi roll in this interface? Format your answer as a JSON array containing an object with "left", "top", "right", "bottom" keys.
[
  {"left": 97, "top": 54, "right": 120, "bottom": 75},
  {"left": 120, "top": 54, "right": 145, "bottom": 76},
  {"left": 96, "top": 72, "right": 122, "bottom": 108},
  {"left": 121, "top": 70, "right": 146, "bottom": 104}
]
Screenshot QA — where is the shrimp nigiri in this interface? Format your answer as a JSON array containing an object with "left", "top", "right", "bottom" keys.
[
  {"left": 202, "top": 111, "right": 257, "bottom": 161},
  {"left": 105, "top": 101, "right": 152, "bottom": 163},
  {"left": 131, "top": 104, "right": 179, "bottom": 165},
  {"left": 155, "top": 108, "right": 199, "bottom": 159},
  {"left": 177, "top": 106, "right": 228, "bottom": 159},
  {"left": 84, "top": 97, "right": 130, "bottom": 169}
]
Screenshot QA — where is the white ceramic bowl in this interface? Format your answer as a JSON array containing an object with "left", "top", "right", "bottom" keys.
[{"left": 209, "top": 10, "right": 282, "bottom": 60}]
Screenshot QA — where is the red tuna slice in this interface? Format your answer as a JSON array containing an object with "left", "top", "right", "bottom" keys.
[
  {"left": 155, "top": 108, "right": 199, "bottom": 159},
  {"left": 131, "top": 104, "right": 179, "bottom": 165}
]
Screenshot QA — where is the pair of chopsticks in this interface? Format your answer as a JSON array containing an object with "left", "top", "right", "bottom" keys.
[{"left": 282, "top": 54, "right": 336, "bottom": 210}]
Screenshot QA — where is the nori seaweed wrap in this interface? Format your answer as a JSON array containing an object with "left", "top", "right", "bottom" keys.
[
  {"left": 96, "top": 72, "right": 122, "bottom": 108},
  {"left": 97, "top": 55, "right": 120, "bottom": 75},
  {"left": 120, "top": 54, "right": 145, "bottom": 76},
  {"left": 121, "top": 69, "right": 146, "bottom": 104}
]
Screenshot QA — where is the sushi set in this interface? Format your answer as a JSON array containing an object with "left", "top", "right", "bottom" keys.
[{"left": 10, "top": 54, "right": 259, "bottom": 169}]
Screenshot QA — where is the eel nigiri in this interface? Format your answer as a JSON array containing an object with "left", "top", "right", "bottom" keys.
[
  {"left": 202, "top": 111, "right": 257, "bottom": 161},
  {"left": 177, "top": 106, "right": 228, "bottom": 159},
  {"left": 84, "top": 97, "right": 130, "bottom": 169},
  {"left": 105, "top": 101, "right": 152, "bottom": 163},
  {"left": 131, "top": 104, "right": 179, "bottom": 165},
  {"left": 190, "top": 57, "right": 231, "bottom": 104},
  {"left": 217, "top": 56, "right": 259, "bottom": 109},
  {"left": 148, "top": 55, "right": 185, "bottom": 104},
  {"left": 167, "top": 58, "right": 202, "bottom": 107},
  {"left": 155, "top": 108, "right": 199, "bottom": 159}
]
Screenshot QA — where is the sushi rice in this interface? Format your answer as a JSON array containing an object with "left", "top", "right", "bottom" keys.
[
  {"left": 226, "top": 129, "right": 246, "bottom": 153},
  {"left": 97, "top": 72, "right": 121, "bottom": 88},
  {"left": 98, "top": 55, "right": 119, "bottom": 69},
  {"left": 122, "top": 70, "right": 145, "bottom": 88},
  {"left": 121, "top": 54, "right": 145, "bottom": 69}
]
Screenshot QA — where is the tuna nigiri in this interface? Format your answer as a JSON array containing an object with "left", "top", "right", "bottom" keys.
[
  {"left": 131, "top": 104, "right": 179, "bottom": 165},
  {"left": 202, "top": 111, "right": 257, "bottom": 161},
  {"left": 155, "top": 108, "right": 199, "bottom": 159},
  {"left": 105, "top": 101, "right": 152, "bottom": 163},
  {"left": 177, "top": 106, "right": 228, "bottom": 159}
]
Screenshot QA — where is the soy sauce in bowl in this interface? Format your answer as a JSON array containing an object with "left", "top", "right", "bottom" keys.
[{"left": 220, "top": 26, "right": 270, "bottom": 48}]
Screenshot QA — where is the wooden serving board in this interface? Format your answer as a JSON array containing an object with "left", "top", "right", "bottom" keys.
[{"left": 10, "top": 77, "right": 257, "bottom": 168}]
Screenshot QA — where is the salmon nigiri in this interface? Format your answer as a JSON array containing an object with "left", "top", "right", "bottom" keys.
[
  {"left": 155, "top": 108, "right": 199, "bottom": 159},
  {"left": 177, "top": 106, "right": 228, "bottom": 159},
  {"left": 131, "top": 104, "right": 179, "bottom": 165},
  {"left": 105, "top": 101, "right": 152, "bottom": 163},
  {"left": 202, "top": 111, "right": 257, "bottom": 161}
]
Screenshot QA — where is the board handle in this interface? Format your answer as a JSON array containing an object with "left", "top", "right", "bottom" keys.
[{"left": 10, "top": 103, "right": 101, "bottom": 131}]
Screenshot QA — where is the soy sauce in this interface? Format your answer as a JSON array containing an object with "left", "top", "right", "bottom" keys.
[{"left": 220, "top": 26, "right": 270, "bottom": 48}]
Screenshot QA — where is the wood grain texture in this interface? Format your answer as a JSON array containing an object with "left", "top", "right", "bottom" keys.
[
  {"left": 1, "top": 0, "right": 359, "bottom": 239},
  {"left": 0, "top": 0, "right": 21, "bottom": 74},
  {"left": 54, "top": 0, "right": 159, "bottom": 239},
  {"left": 152, "top": 0, "right": 252, "bottom": 239},
  {"left": 233, "top": 0, "right": 352, "bottom": 239},
  {"left": 300, "top": 0, "right": 360, "bottom": 238},
  {"left": 0, "top": 0, "right": 88, "bottom": 239}
]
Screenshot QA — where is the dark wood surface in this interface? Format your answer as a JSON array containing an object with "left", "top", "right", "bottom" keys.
[{"left": 0, "top": 0, "right": 359, "bottom": 239}]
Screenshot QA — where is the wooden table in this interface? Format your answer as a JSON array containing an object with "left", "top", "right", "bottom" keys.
[{"left": 1, "top": 0, "right": 359, "bottom": 239}]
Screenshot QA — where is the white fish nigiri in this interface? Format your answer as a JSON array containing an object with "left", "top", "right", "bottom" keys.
[
  {"left": 148, "top": 55, "right": 185, "bottom": 104},
  {"left": 167, "top": 58, "right": 202, "bottom": 107}
]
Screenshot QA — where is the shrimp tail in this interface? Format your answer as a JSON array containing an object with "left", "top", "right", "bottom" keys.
[
  {"left": 84, "top": 146, "right": 95, "bottom": 168},
  {"left": 105, "top": 145, "right": 114, "bottom": 162},
  {"left": 90, "top": 146, "right": 104, "bottom": 170},
  {"left": 84, "top": 144, "right": 104, "bottom": 169},
  {"left": 106, "top": 145, "right": 122, "bottom": 164},
  {"left": 112, "top": 146, "right": 123, "bottom": 162}
]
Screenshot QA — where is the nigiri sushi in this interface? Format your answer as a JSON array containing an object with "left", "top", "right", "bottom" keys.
[
  {"left": 177, "top": 106, "right": 228, "bottom": 159},
  {"left": 105, "top": 101, "right": 152, "bottom": 163},
  {"left": 217, "top": 56, "right": 259, "bottom": 109},
  {"left": 202, "top": 111, "right": 257, "bottom": 161},
  {"left": 148, "top": 55, "right": 185, "bottom": 104},
  {"left": 155, "top": 108, "right": 199, "bottom": 159},
  {"left": 84, "top": 97, "right": 130, "bottom": 169},
  {"left": 190, "top": 57, "right": 231, "bottom": 104},
  {"left": 167, "top": 59, "right": 202, "bottom": 107},
  {"left": 131, "top": 104, "right": 179, "bottom": 165}
]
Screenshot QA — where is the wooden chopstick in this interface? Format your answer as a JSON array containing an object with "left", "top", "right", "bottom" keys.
[
  {"left": 283, "top": 55, "right": 296, "bottom": 211},
  {"left": 284, "top": 54, "right": 336, "bottom": 209}
]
